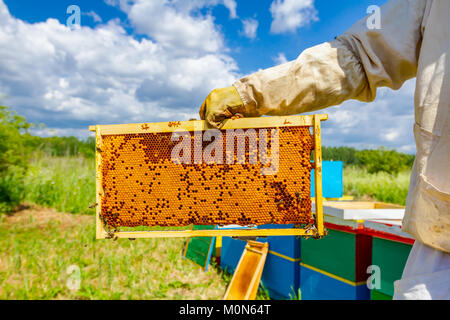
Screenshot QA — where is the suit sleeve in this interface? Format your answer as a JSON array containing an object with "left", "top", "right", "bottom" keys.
[{"left": 233, "top": 0, "right": 429, "bottom": 117}]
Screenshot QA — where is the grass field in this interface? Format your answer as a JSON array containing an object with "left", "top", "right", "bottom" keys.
[
  {"left": 0, "top": 155, "right": 410, "bottom": 299},
  {"left": 0, "top": 205, "right": 229, "bottom": 299},
  {"left": 343, "top": 166, "right": 411, "bottom": 205},
  {"left": 23, "top": 155, "right": 96, "bottom": 215}
]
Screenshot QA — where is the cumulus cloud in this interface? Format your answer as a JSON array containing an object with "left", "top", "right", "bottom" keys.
[
  {"left": 307, "top": 79, "right": 417, "bottom": 153},
  {"left": 0, "top": 0, "right": 240, "bottom": 137},
  {"left": 270, "top": 0, "right": 318, "bottom": 34},
  {"left": 223, "top": 0, "right": 238, "bottom": 19},
  {"left": 83, "top": 11, "right": 102, "bottom": 23},
  {"left": 241, "top": 18, "right": 258, "bottom": 40},
  {"left": 125, "top": 0, "right": 224, "bottom": 56},
  {"left": 273, "top": 52, "right": 288, "bottom": 65},
  {"left": 105, "top": 0, "right": 239, "bottom": 55}
]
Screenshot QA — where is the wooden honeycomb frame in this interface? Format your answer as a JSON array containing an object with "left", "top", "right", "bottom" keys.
[{"left": 89, "top": 114, "right": 327, "bottom": 239}]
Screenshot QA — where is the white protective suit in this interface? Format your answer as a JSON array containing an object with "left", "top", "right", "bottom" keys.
[{"left": 232, "top": 0, "right": 449, "bottom": 299}]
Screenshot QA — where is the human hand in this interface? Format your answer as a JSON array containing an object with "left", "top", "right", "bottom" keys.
[{"left": 199, "top": 86, "right": 245, "bottom": 128}]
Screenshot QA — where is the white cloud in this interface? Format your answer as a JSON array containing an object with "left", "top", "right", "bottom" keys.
[
  {"left": 270, "top": 0, "right": 318, "bottom": 34},
  {"left": 241, "top": 18, "right": 258, "bottom": 39},
  {"left": 125, "top": 0, "right": 224, "bottom": 56},
  {"left": 115, "top": 0, "right": 237, "bottom": 54},
  {"left": 273, "top": 52, "right": 288, "bottom": 65},
  {"left": 83, "top": 11, "right": 102, "bottom": 23},
  {"left": 0, "top": 0, "right": 240, "bottom": 137},
  {"left": 383, "top": 129, "right": 400, "bottom": 142},
  {"left": 306, "top": 79, "right": 417, "bottom": 153},
  {"left": 223, "top": 0, "right": 238, "bottom": 19}
]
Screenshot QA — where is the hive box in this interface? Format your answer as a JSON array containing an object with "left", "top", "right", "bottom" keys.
[
  {"left": 257, "top": 224, "right": 301, "bottom": 299},
  {"left": 371, "top": 237, "right": 413, "bottom": 299},
  {"left": 300, "top": 265, "right": 370, "bottom": 300},
  {"left": 311, "top": 161, "right": 343, "bottom": 199},
  {"left": 363, "top": 221, "right": 414, "bottom": 299},
  {"left": 300, "top": 222, "right": 372, "bottom": 300}
]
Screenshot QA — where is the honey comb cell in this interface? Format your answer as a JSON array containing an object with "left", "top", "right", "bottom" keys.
[{"left": 100, "top": 126, "right": 314, "bottom": 228}]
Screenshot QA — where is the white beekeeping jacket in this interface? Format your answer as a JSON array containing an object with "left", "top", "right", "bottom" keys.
[{"left": 233, "top": 0, "right": 449, "bottom": 252}]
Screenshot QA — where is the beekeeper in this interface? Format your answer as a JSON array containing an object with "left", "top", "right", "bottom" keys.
[{"left": 199, "top": 0, "right": 449, "bottom": 300}]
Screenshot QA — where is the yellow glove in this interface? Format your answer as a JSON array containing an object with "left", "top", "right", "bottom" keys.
[{"left": 199, "top": 86, "right": 245, "bottom": 128}]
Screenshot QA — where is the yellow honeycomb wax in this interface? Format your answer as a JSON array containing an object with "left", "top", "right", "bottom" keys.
[{"left": 100, "top": 126, "right": 314, "bottom": 227}]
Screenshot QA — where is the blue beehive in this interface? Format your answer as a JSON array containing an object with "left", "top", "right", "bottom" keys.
[
  {"left": 300, "top": 265, "right": 370, "bottom": 300},
  {"left": 220, "top": 236, "right": 246, "bottom": 274},
  {"left": 257, "top": 224, "right": 301, "bottom": 299},
  {"left": 311, "top": 161, "right": 343, "bottom": 198}
]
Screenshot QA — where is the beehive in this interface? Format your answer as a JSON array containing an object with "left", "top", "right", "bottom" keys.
[{"left": 90, "top": 115, "right": 327, "bottom": 237}]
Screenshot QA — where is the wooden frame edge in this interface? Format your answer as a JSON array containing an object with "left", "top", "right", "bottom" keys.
[
  {"left": 313, "top": 114, "right": 325, "bottom": 236},
  {"left": 109, "top": 228, "right": 318, "bottom": 238},
  {"left": 89, "top": 114, "right": 328, "bottom": 135},
  {"left": 95, "top": 126, "right": 107, "bottom": 239}
]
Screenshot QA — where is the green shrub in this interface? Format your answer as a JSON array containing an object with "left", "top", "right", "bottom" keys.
[
  {"left": 24, "top": 135, "right": 95, "bottom": 158},
  {"left": 322, "top": 146, "right": 361, "bottom": 166},
  {"left": 323, "top": 146, "right": 414, "bottom": 174},
  {"left": 358, "top": 148, "right": 414, "bottom": 175},
  {"left": 0, "top": 167, "right": 27, "bottom": 212},
  {"left": 0, "top": 106, "right": 32, "bottom": 211},
  {"left": 0, "top": 106, "right": 31, "bottom": 171}
]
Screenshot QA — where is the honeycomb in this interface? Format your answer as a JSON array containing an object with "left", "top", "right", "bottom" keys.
[{"left": 100, "top": 126, "right": 314, "bottom": 228}]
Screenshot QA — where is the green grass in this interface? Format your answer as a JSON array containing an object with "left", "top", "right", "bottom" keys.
[
  {"left": 22, "top": 154, "right": 96, "bottom": 215},
  {"left": 0, "top": 208, "right": 227, "bottom": 299},
  {"left": 343, "top": 166, "right": 411, "bottom": 205}
]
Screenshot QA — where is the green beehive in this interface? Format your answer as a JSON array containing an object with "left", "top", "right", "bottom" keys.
[
  {"left": 183, "top": 225, "right": 216, "bottom": 271},
  {"left": 370, "top": 236, "right": 412, "bottom": 299}
]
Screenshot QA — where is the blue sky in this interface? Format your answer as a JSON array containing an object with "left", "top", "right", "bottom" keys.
[{"left": 0, "top": 0, "right": 416, "bottom": 153}]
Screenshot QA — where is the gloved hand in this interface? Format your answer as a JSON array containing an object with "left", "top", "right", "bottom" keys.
[{"left": 199, "top": 86, "right": 245, "bottom": 128}]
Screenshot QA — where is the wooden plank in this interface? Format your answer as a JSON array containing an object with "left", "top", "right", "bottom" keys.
[
  {"left": 224, "top": 241, "right": 269, "bottom": 300},
  {"left": 364, "top": 220, "right": 415, "bottom": 240},
  {"left": 339, "top": 209, "right": 404, "bottom": 220},
  {"left": 89, "top": 114, "right": 328, "bottom": 135},
  {"left": 313, "top": 115, "right": 325, "bottom": 236},
  {"left": 312, "top": 201, "right": 405, "bottom": 220},
  {"left": 374, "top": 202, "right": 404, "bottom": 209},
  {"left": 95, "top": 126, "right": 107, "bottom": 239},
  {"left": 215, "top": 236, "right": 222, "bottom": 258},
  {"left": 110, "top": 228, "right": 317, "bottom": 239},
  {"left": 324, "top": 201, "right": 403, "bottom": 209}
]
